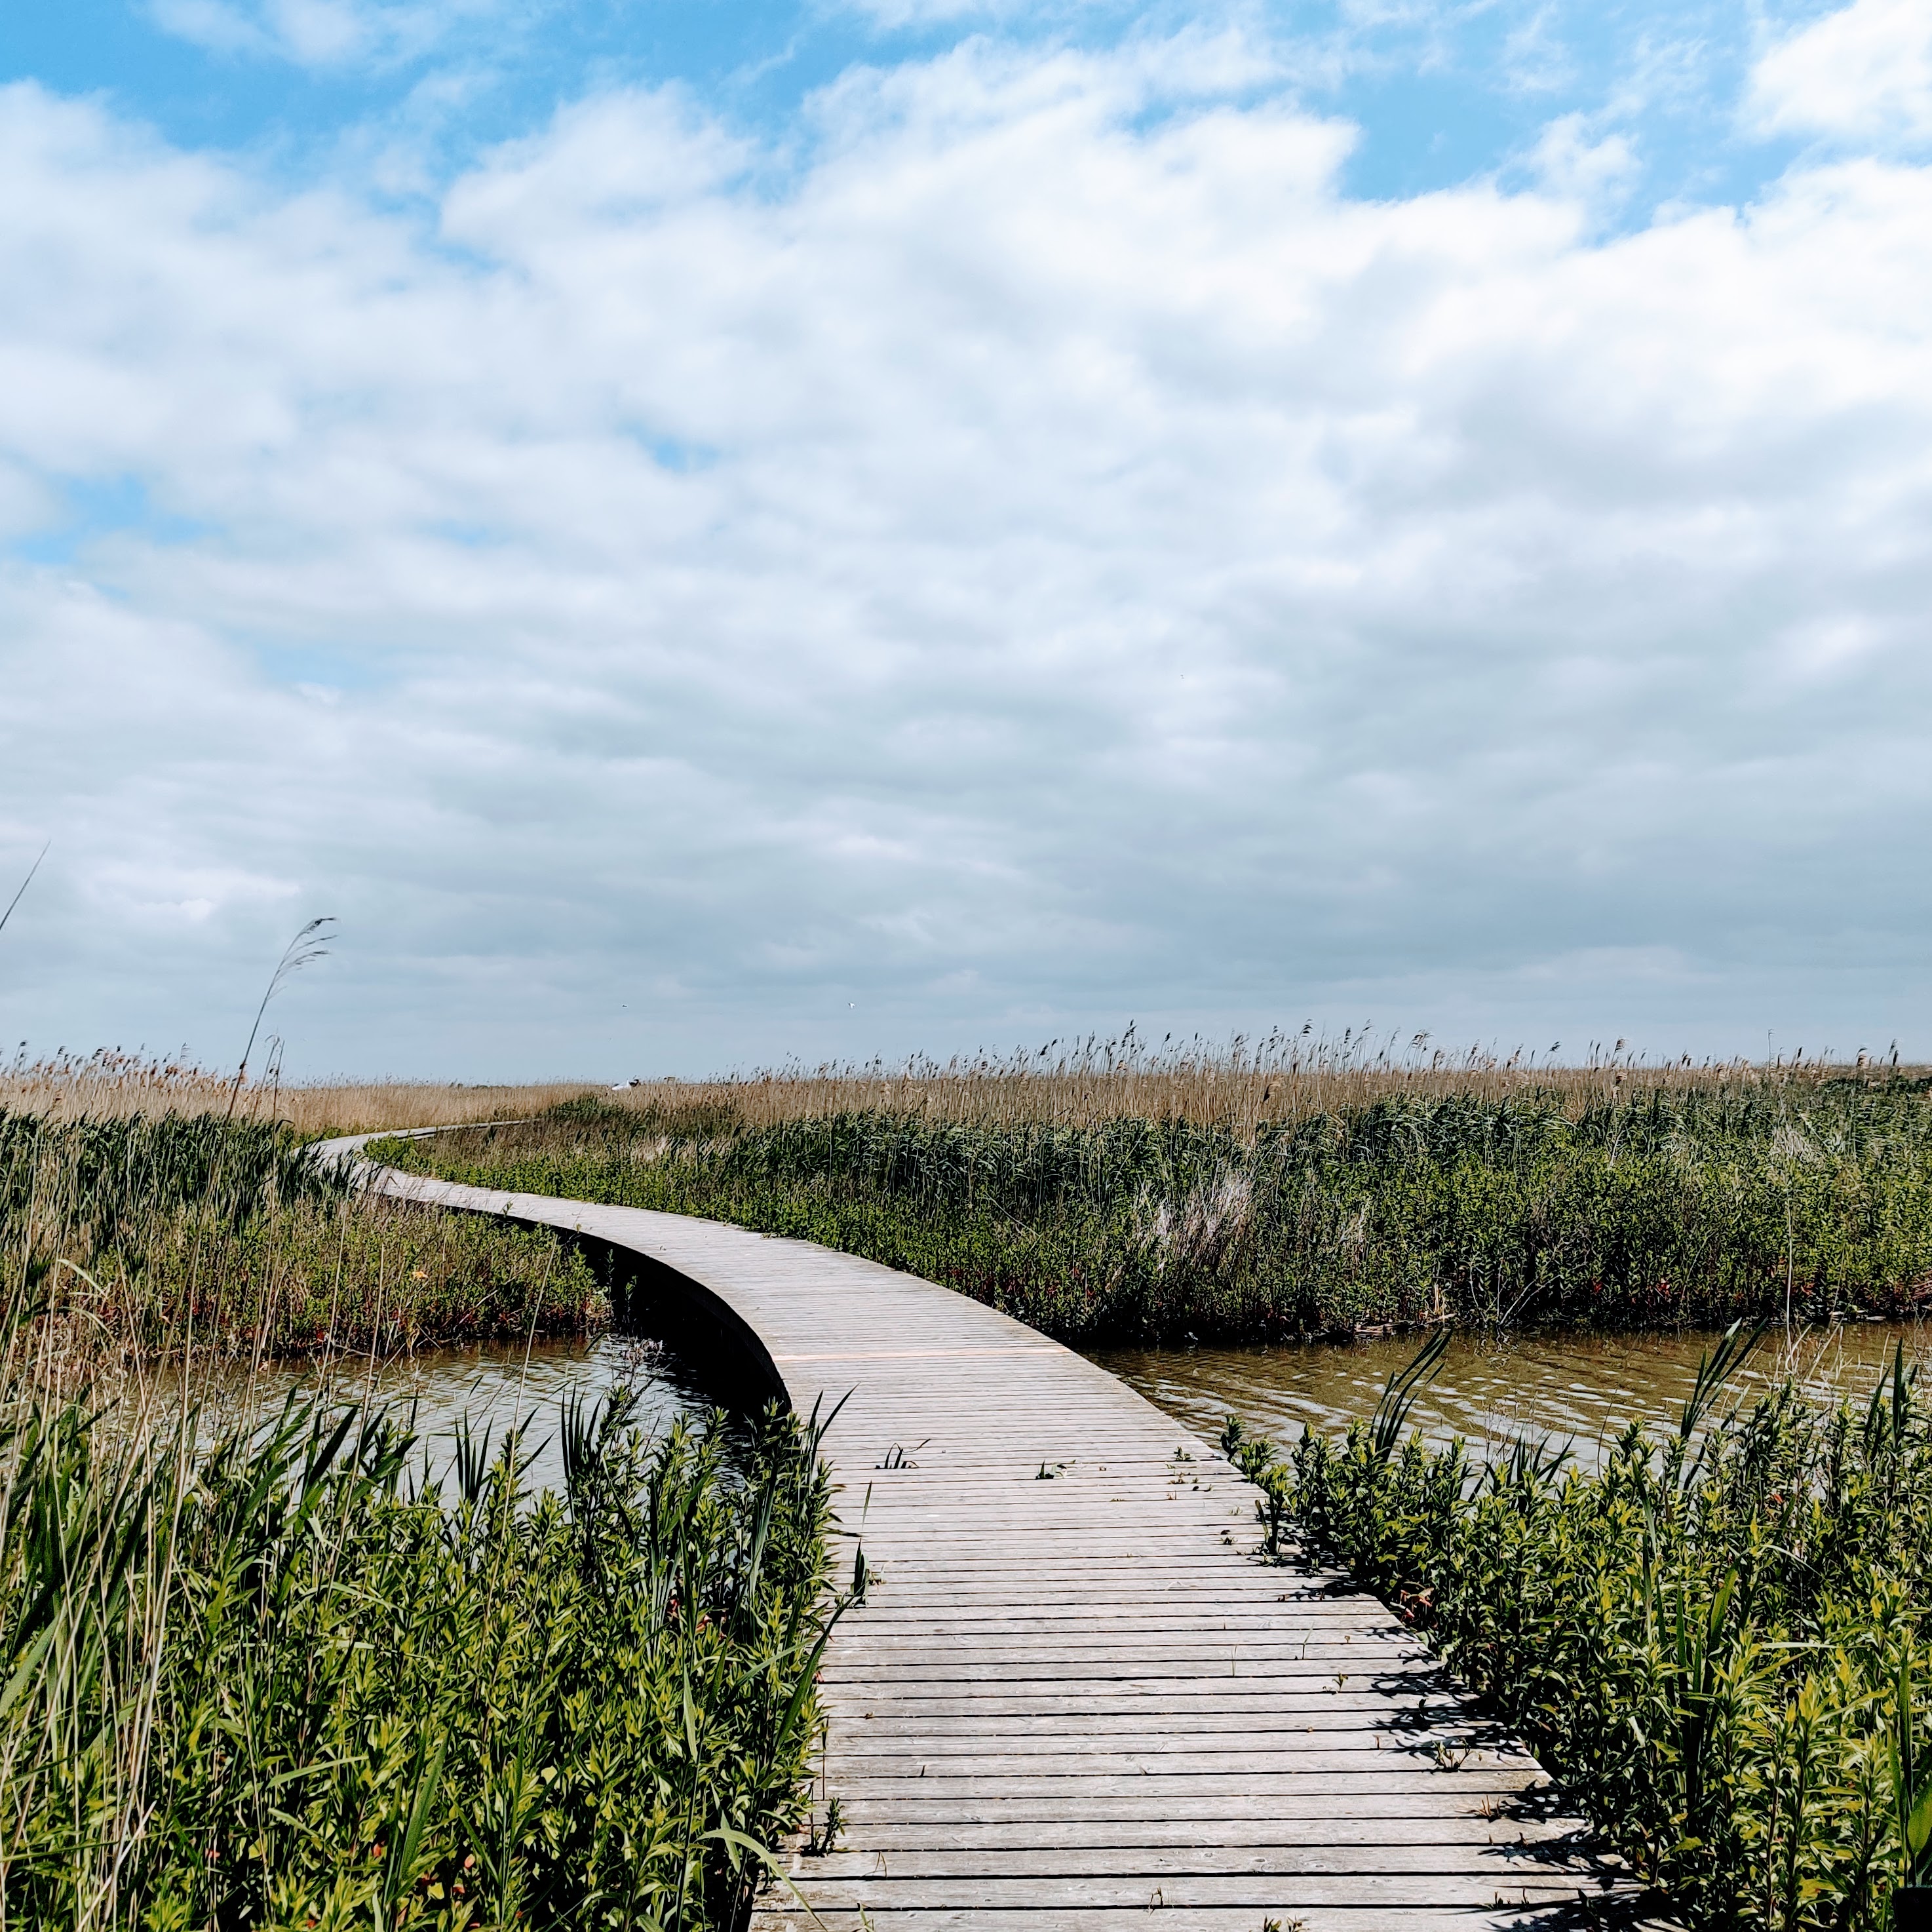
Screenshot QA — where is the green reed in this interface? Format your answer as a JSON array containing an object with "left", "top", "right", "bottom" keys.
[
  {"left": 0, "top": 1379, "right": 837, "bottom": 1931},
  {"left": 4, "top": 1109, "right": 604, "bottom": 1364},
  {"left": 0, "top": 1106, "right": 841, "bottom": 1927},
  {"left": 1226, "top": 1333, "right": 1932, "bottom": 1932},
  {"left": 381, "top": 1077, "right": 1932, "bottom": 1341},
  {"left": 0, "top": 1110, "right": 345, "bottom": 1260},
  {"left": 111, "top": 1195, "right": 605, "bottom": 1359}
]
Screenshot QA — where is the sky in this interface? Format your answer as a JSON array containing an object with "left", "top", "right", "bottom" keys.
[{"left": 1, "top": 0, "right": 1929, "bottom": 1080}]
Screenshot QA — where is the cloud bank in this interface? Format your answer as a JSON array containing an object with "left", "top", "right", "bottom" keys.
[
  {"left": 2, "top": 20, "right": 1930, "bottom": 1075},
  {"left": 1750, "top": 0, "right": 1932, "bottom": 147}
]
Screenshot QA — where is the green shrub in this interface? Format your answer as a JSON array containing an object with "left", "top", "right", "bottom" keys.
[{"left": 1246, "top": 1334, "right": 1932, "bottom": 1932}]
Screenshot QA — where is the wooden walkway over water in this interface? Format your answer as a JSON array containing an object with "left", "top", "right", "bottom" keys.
[{"left": 335, "top": 1140, "right": 1662, "bottom": 1932}]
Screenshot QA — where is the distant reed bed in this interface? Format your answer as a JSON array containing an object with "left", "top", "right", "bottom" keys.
[
  {"left": 1236, "top": 1332, "right": 1932, "bottom": 1932},
  {"left": 385, "top": 1068, "right": 1932, "bottom": 1341},
  {"left": 14, "top": 1030, "right": 1905, "bottom": 1138},
  {"left": 568, "top": 1028, "right": 1888, "bottom": 1135},
  {"left": 518, "top": 1035, "right": 1901, "bottom": 1136},
  {"left": 0, "top": 1047, "right": 592, "bottom": 1135}
]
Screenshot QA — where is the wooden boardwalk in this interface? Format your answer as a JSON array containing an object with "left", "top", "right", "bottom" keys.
[{"left": 333, "top": 1140, "right": 1662, "bottom": 1932}]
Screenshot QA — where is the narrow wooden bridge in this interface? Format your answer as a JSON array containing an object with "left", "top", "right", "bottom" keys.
[{"left": 330, "top": 1138, "right": 1662, "bottom": 1932}]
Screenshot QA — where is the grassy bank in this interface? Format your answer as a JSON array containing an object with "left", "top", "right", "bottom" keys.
[
  {"left": 7, "top": 1109, "right": 604, "bottom": 1366},
  {"left": 1228, "top": 1334, "right": 1932, "bottom": 1932},
  {"left": 0, "top": 1106, "right": 840, "bottom": 1927},
  {"left": 379, "top": 1075, "right": 1932, "bottom": 1342}
]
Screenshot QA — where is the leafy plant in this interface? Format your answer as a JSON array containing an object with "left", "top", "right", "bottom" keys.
[
  {"left": 1243, "top": 1337, "right": 1932, "bottom": 1932},
  {"left": 0, "top": 1381, "right": 836, "bottom": 1929}
]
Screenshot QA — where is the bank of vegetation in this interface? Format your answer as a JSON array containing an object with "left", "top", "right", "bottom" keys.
[
  {"left": 0, "top": 1105, "right": 839, "bottom": 1927},
  {"left": 6, "top": 1108, "right": 604, "bottom": 1364},
  {"left": 1224, "top": 1331, "right": 1932, "bottom": 1932},
  {"left": 5, "top": 1384, "right": 834, "bottom": 1929},
  {"left": 379, "top": 1070, "right": 1932, "bottom": 1342}
]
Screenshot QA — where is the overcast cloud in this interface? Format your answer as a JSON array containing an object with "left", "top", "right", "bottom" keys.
[{"left": 1, "top": 4, "right": 1929, "bottom": 1078}]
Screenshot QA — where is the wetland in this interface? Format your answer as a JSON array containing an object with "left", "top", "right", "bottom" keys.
[
  {"left": 19, "top": 1045, "right": 1932, "bottom": 1932},
  {"left": 0, "top": 1104, "right": 836, "bottom": 1931},
  {"left": 381, "top": 1069, "right": 1932, "bottom": 1342}
]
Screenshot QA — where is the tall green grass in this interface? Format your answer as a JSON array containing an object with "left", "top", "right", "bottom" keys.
[
  {"left": 0, "top": 1380, "right": 836, "bottom": 1929},
  {"left": 0, "top": 1110, "right": 343, "bottom": 1256},
  {"left": 107, "top": 1196, "right": 605, "bottom": 1359},
  {"left": 0, "top": 1108, "right": 841, "bottom": 1927},
  {"left": 1226, "top": 1334, "right": 1932, "bottom": 1932},
  {"left": 381, "top": 1079, "right": 1932, "bottom": 1340},
  {"left": 5, "top": 1110, "right": 604, "bottom": 1364}
]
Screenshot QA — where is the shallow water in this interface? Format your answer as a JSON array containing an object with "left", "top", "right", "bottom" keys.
[
  {"left": 1092, "top": 1319, "right": 1932, "bottom": 1465},
  {"left": 155, "top": 1333, "right": 716, "bottom": 1497},
  {"left": 145, "top": 1316, "right": 1932, "bottom": 1496}
]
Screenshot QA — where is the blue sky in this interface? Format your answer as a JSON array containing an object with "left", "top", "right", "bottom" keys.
[
  {"left": 1, "top": 0, "right": 1929, "bottom": 1077},
  {"left": 0, "top": 0, "right": 1842, "bottom": 205}
]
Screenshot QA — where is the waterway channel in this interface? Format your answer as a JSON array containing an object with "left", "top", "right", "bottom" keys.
[
  {"left": 1094, "top": 1317, "right": 1932, "bottom": 1466},
  {"left": 169, "top": 1312, "right": 1932, "bottom": 1499},
  {"left": 169, "top": 1332, "right": 714, "bottom": 1496}
]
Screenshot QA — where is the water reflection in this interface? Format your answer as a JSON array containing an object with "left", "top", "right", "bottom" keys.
[
  {"left": 1094, "top": 1320, "right": 1932, "bottom": 1466},
  {"left": 151, "top": 1334, "right": 716, "bottom": 1497}
]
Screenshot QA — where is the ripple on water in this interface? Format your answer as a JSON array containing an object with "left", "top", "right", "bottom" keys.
[
  {"left": 1092, "top": 1319, "right": 1932, "bottom": 1467},
  {"left": 155, "top": 1334, "right": 718, "bottom": 1498}
]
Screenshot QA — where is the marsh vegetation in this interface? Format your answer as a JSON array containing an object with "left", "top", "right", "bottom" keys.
[
  {"left": 1229, "top": 1330, "right": 1932, "bottom": 1932},
  {"left": 382, "top": 1059, "right": 1932, "bottom": 1343},
  {"left": 5, "top": 1108, "right": 604, "bottom": 1372},
  {"left": 0, "top": 1102, "right": 838, "bottom": 1929},
  {"left": 21, "top": 1035, "right": 1931, "bottom": 1929}
]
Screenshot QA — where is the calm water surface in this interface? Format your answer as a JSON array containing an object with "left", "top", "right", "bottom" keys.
[
  {"left": 166, "top": 1334, "right": 715, "bottom": 1497},
  {"left": 1093, "top": 1321, "right": 1932, "bottom": 1465},
  {"left": 166, "top": 1321, "right": 1932, "bottom": 1492}
]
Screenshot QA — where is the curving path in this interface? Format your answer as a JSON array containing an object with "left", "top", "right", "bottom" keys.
[{"left": 322, "top": 1134, "right": 1665, "bottom": 1932}]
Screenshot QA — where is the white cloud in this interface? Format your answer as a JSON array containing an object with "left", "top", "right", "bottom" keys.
[
  {"left": 1524, "top": 112, "right": 1638, "bottom": 210},
  {"left": 1749, "top": 0, "right": 1932, "bottom": 146},
  {"left": 1, "top": 47, "right": 1931, "bottom": 1073}
]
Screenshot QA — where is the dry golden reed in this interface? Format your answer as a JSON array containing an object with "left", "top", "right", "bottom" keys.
[
  {"left": 0, "top": 1049, "right": 592, "bottom": 1134},
  {"left": 613, "top": 1028, "right": 1912, "bottom": 1138},
  {"left": 7, "top": 1030, "right": 1916, "bottom": 1140}
]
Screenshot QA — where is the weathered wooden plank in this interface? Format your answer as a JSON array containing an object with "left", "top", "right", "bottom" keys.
[
  {"left": 821, "top": 1642, "right": 1429, "bottom": 1661},
  {"left": 816, "top": 1726, "right": 1520, "bottom": 1757},
  {"left": 789, "top": 1845, "right": 1623, "bottom": 1881},
  {"left": 750, "top": 1913, "right": 1666, "bottom": 1932},
  {"left": 753, "top": 1876, "right": 1638, "bottom": 1914},
  {"left": 823, "top": 1705, "right": 1471, "bottom": 1731},
  {"left": 815, "top": 1736, "right": 1526, "bottom": 1760},
  {"left": 803, "top": 1788, "right": 1548, "bottom": 1822},
  {"left": 818, "top": 1764, "right": 1535, "bottom": 1791},
  {"left": 325, "top": 1141, "right": 1670, "bottom": 1931},
  {"left": 792, "top": 1815, "right": 1593, "bottom": 1851}
]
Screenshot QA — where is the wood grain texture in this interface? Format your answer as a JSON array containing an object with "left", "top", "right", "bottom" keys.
[{"left": 319, "top": 1135, "right": 1672, "bottom": 1932}]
